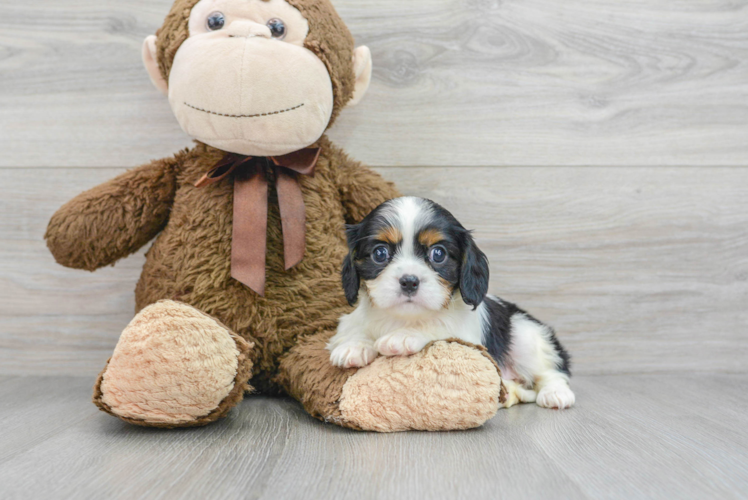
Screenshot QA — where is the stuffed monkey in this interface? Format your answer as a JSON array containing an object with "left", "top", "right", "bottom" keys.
[{"left": 45, "top": 0, "right": 505, "bottom": 431}]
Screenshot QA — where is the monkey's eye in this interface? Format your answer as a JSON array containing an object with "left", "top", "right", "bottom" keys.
[
  {"left": 372, "top": 245, "right": 390, "bottom": 265},
  {"left": 266, "top": 18, "right": 286, "bottom": 39},
  {"left": 206, "top": 12, "right": 225, "bottom": 31},
  {"left": 429, "top": 245, "right": 448, "bottom": 265}
]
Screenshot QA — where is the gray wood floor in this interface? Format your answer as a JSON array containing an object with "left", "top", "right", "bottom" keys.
[
  {"left": 0, "top": 374, "right": 746, "bottom": 499},
  {"left": 2, "top": 0, "right": 747, "bottom": 498}
]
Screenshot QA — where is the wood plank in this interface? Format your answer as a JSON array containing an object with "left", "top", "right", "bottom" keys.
[
  {"left": 2, "top": 0, "right": 747, "bottom": 167},
  {"left": 1, "top": 166, "right": 747, "bottom": 376},
  {"left": 0, "top": 374, "right": 746, "bottom": 499},
  {"left": 254, "top": 398, "right": 585, "bottom": 500},
  {"left": 522, "top": 374, "right": 748, "bottom": 498},
  {"left": 0, "top": 376, "right": 100, "bottom": 464},
  {"left": 597, "top": 372, "right": 748, "bottom": 434},
  {"left": 0, "top": 390, "right": 300, "bottom": 497}
]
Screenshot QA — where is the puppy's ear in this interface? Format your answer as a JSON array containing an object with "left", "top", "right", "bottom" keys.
[
  {"left": 459, "top": 231, "right": 490, "bottom": 309},
  {"left": 345, "top": 223, "right": 361, "bottom": 248},
  {"left": 341, "top": 254, "right": 360, "bottom": 306},
  {"left": 341, "top": 223, "right": 362, "bottom": 306}
]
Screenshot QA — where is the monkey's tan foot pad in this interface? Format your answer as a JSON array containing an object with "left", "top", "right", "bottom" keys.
[
  {"left": 337, "top": 340, "right": 506, "bottom": 432},
  {"left": 93, "top": 300, "right": 253, "bottom": 428}
]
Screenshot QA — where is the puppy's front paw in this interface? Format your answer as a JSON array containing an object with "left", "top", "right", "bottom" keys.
[
  {"left": 375, "top": 332, "right": 429, "bottom": 357},
  {"left": 330, "top": 342, "right": 378, "bottom": 368},
  {"left": 536, "top": 383, "right": 575, "bottom": 409}
]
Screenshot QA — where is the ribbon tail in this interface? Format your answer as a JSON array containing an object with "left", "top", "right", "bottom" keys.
[
  {"left": 275, "top": 170, "right": 306, "bottom": 270},
  {"left": 231, "top": 169, "right": 268, "bottom": 296}
]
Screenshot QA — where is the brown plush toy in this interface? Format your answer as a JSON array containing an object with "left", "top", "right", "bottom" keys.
[{"left": 45, "top": 0, "right": 506, "bottom": 431}]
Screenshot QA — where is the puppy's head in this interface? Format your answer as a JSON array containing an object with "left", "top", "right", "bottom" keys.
[{"left": 342, "top": 197, "right": 489, "bottom": 316}]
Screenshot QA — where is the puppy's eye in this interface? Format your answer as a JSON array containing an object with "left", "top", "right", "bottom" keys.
[
  {"left": 429, "top": 245, "right": 448, "bottom": 264},
  {"left": 372, "top": 245, "right": 390, "bottom": 264},
  {"left": 266, "top": 18, "right": 286, "bottom": 39},
  {"left": 206, "top": 12, "right": 225, "bottom": 31}
]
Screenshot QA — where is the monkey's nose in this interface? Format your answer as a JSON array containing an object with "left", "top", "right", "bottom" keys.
[
  {"left": 226, "top": 20, "right": 272, "bottom": 39},
  {"left": 399, "top": 275, "right": 420, "bottom": 295}
]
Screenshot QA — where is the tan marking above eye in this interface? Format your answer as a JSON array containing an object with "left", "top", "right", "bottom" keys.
[
  {"left": 377, "top": 226, "right": 402, "bottom": 245},
  {"left": 418, "top": 229, "right": 445, "bottom": 248}
]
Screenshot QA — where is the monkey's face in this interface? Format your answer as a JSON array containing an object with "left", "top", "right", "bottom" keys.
[{"left": 144, "top": 0, "right": 367, "bottom": 157}]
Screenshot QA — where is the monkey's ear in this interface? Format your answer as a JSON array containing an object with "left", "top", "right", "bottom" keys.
[
  {"left": 348, "top": 46, "right": 372, "bottom": 106},
  {"left": 142, "top": 35, "right": 168, "bottom": 96}
]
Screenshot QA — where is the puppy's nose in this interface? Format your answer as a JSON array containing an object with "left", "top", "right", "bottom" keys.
[{"left": 399, "top": 275, "right": 420, "bottom": 295}]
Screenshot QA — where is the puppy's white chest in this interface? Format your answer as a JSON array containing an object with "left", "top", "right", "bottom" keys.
[{"left": 364, "top": 302, "right": 486, "bottom": 352}]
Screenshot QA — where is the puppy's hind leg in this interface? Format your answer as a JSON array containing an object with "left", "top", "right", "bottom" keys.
[
  {"left": 501, "top": 378, "right": 537, "bottom": 408},
  {"left": 536, "top": 375, "right": 575, "bottom": 410},
  {"left": 508, "top": 314, "right": 575, "bottom": 410}
]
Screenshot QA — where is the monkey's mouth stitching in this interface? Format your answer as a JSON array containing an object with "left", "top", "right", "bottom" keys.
[{"left": 184, "top": 102, "right": 304, "bottom": 118}]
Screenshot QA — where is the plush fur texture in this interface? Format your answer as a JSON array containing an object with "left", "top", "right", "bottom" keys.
[
  {"left": 93, "top": 300, "right": 255, "bottom": 428},
  {"left": 45, "top": 154, "right": 183, "bottom": 271},
  {"left": 48, "top": 137, "right": 397, "bottom": 396},
  {"left": 47, "top": 0, "right": 509, "bottom": 431},
  {"left": 278, "top": 334, "right": 506, "bottom": 432},
  {"left": 338, "top": 340, "right": 505, "bottom": 432},
  {"left": 163, "top": 0, "right": 341, "bottom": 156},
  {"left": 155, "top": 0, "right": 354, "bottom": 126},
  {"left": 95, "top": 300, "right": 251, "bottom": 426},
  {"left": 276, "top": 329, "right": 362, "bottom": 428},
  {"left": 49, "top": 135, "right": 438, "bottom": 428}
]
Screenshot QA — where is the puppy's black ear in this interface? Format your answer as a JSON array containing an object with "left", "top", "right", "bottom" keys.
[
  {"left": 341, "top": 254, "right": 360, "bottom": 306},
  {"left": 459, "top": 231, "right": 490, "bottom": 309},
  {"left": 345, "top": 223, "right": 360, "bottom": 249},
  {"left": 341, "top": 224, "right": 361, "bottom": 306}
]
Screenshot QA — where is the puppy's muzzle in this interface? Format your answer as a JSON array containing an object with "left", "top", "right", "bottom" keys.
[{"left": 399, "top": 274, "right": 420, "bottom": 296}]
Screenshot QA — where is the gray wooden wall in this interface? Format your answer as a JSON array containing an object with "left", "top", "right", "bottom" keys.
[{"left": 1, "top": 0, "right": 746, "bottom": 376}]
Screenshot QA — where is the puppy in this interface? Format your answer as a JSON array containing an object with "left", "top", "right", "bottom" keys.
[{"left": 327, "top": 197, "right": 575, "bottom": 409}]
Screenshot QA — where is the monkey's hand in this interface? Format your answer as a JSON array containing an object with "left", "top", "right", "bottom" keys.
[{"left": 45, "top": 156, "right": 179, "bottom": 271}]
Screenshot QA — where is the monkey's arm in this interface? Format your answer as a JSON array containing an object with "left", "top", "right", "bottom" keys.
[
  {"left": 336, "top": 156, "right": 401, "bottom": 223},
  {"left": 45, "top": 156, "right": 179, "bottom": 271}
]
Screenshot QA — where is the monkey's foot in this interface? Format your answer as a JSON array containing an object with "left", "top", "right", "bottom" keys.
[
  {"left": 280, "top": 336, "right": 505, "bottom": 432},
  {"left": 93, "top": 300, "right": 254, "bottom": 428}
]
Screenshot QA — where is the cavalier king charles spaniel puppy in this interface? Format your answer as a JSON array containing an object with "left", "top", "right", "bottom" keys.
[{"left": 327, "top": 197, "right": 575, "bottom": 409}]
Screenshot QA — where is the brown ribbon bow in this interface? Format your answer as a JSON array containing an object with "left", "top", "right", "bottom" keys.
[{"left": 195, "top": 148, "right": 321, "bottom": 296}]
